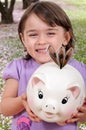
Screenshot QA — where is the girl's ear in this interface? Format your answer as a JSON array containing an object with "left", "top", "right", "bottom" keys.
[
  {"left": 19, "top": 33, "right": 25, "bottom": 44},
  {"left": 63, "top": 31, "right": 71, "bottom": 46},
  {"left": 19, "top": 33, "right": 27, "bottom": 50}
]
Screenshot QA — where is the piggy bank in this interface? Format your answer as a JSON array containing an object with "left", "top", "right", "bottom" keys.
[{"left": 27, "top": 62, "right": 86, "bottom": 123}]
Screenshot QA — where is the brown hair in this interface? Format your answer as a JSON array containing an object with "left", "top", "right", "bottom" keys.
[{"left": 18, "top": 1, "right": 75, "bottom": 60}]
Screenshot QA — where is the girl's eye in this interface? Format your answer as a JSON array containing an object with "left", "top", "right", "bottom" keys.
[
  {"left": 47, "top": 32, "right": 56, "bottom": 36},
  {"left": 29, "top": 33, "right": 38, "bottom": 37}
]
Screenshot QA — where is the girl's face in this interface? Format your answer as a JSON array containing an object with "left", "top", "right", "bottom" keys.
[{"left": 21, "top": 13, "right": 70, "bottom": 64}]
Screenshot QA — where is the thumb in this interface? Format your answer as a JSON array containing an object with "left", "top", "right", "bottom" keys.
[
  {"left": 21, "top": 93, "right": 28, "bottom": 109},
  {"left": 21, "top": 93, "right": 27, "bottom": 100}
]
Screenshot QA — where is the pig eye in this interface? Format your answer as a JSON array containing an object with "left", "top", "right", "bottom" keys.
[
  {"left": 38, "top": 90, "right": 43, "bottom": 99},
  {"left": 61, "top": 97, "right": 68, "bottom": 104}
]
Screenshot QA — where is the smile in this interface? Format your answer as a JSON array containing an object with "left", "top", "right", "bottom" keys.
[
  {"left": 36, "top": 48, "right": 48, "bottom": 54},
  {"left": 44, "top": 112, "right": 55, "bottom": 118}
]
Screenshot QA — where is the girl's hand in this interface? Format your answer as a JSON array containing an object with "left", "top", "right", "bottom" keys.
[
  {"left": 21, "top": 94, "right": 41, "bottom": 122},
  {"left": 56, "top": 121, "right": 67, "bottom": 126},
  {"left": 56, "top": 98, "right": 86, "bottom": 125},
  {"left": 66, "top": 98, "right": 86, "bottom": 123}
]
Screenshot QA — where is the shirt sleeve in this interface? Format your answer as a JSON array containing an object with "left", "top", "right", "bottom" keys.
[
  {"left": 75, "top": 61, "right": 86, "bottom": 86},
  {"left": 80, "top": 62, "right": 86, "bottom": 86},
  {"left": 69, "top": 59, "right": 86, "bottom": 86},
  {"left": 3, "top": 59, "right": 20, "bottom": 81}
]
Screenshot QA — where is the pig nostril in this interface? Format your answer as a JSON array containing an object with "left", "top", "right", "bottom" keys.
[
  {"left": 53, "top": 107, "right": 55, "bottom": 110},
  {"left": 46, "top": 105, "right": 48, "bottom": 107},
  {"left": 45, "top": 105, "right": 55, "bottom": 110}
]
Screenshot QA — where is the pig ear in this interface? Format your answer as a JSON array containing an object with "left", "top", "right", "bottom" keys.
[
  {"left": 32, "top": 77, "right": 45, "bottom": 87},
  {"left": 68, "top": 86, "right": 80, "bottom": 99}
]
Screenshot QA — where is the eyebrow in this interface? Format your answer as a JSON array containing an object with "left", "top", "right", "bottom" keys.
[
  {"left": 47, "top": 28, "right": 58, "bottom": 31},
  {"left": 26, "top": 30, "right": 36, "bottom": 33},
  {"left": 26, "top": 28, "right": 58, "bottom": 34}
]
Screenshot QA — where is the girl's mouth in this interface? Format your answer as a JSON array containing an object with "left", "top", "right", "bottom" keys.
[{"left": 36, "top": 48, "right": 48, "bottom": 54}]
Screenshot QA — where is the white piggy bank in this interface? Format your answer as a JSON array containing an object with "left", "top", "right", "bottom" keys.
[{"left": 27, "top": 62, "right": 86, "bottom": 123}]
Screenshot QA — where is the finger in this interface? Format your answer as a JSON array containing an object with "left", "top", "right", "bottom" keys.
[
  {"left": 21, "top": 93, "right": 27, "bottom": 100},
  {"left": 34, "top": 117, "right": 42, "bottom": 122},
  {"left": 22, "top": 98, "right": 36, "bottom": 118},
  {"left": 28, "top": 113, "right": 41, "bottom": 122},
  {"left": 84, "top": 97, "right": 86, "bottom": 101},
  {"left": 77, "top": 106, "right": 86, "bottom": 113},
  {"left": 30, "top": 116, "right": 41, "bottom": 122},
  {"left": 57, "top": 121, "right": 67, "bottom": 126},
  {"left": 66, "top": 117, "right": 79, "bottom": 123},
  {"left": 66, "top": 113, "right": 79, "bottom": 123},
  {"left": 21, "top": 94, "right": 42, "bottom": 122},
  {"left": 72, "top": 112, "right": 84, "bottom": 119}
]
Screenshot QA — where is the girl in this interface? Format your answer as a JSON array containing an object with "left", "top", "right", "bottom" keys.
[{"left": 1, "top": 1, "right": 86, "bottom": 130}]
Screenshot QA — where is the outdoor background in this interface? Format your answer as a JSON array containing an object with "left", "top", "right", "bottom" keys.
[{"left": 0, "top": 0, "right": 86, "bottom": 130}]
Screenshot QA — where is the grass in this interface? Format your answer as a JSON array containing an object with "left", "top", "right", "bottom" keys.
[
  {"left": 0, "top": 0, "right": 86, "bottom": 130},
  {"left": 64, "top": 0, "right": 86, "bottom": 64},
  {"left": 64, "top": 0, "right": 86, "bottom": 7},
  {"left": 1, "top": 37, "right": 24, "bottom": 61}
]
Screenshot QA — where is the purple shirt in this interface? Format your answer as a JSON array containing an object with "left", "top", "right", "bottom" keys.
[{"left": 3, "top": 58, "right": 86, "bottom": 130}]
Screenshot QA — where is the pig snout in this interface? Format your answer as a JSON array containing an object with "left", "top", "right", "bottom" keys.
[{"left": 42, "top": 101, "right": 59, "bottom": 114}]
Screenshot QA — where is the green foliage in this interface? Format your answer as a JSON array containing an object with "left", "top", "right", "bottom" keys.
[
  {"left": 0, "top": 37, "right": 24, "bottom": 61},
  {"left": 64, "top": 0, "right": 86, "bottom": 7},
  {"left": 64, "top": 2, "right": 86, "bottom": 64},
  {"left": 0, "top": 115, "right": 12, "bottom": 130}
]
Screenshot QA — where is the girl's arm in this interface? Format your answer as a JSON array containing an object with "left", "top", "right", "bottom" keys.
[
  {"left": 1, "top": 78, "right": 41, "bottom": 122},
  {"left": 1, "top": 78, "right": 24, "bottom": 116}
]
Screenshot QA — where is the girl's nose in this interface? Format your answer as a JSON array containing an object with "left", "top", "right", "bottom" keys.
[{"left": 37, "top": 34, "right": 47, "bottom": 45}]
